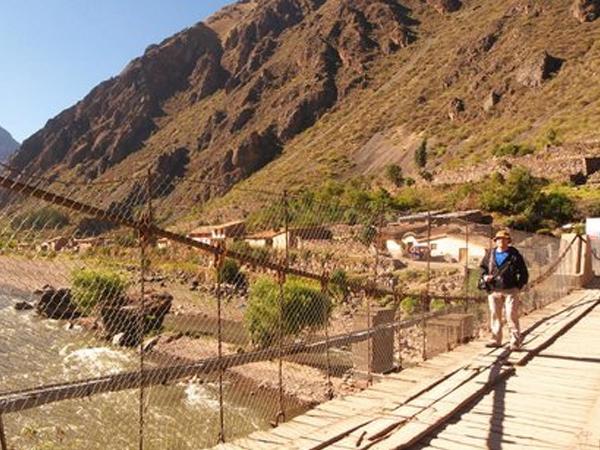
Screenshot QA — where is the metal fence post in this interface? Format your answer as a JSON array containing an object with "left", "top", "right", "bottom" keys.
[
  {"left": 366, "top": 290, "right": 373, "bottom": 386},
  {"left": 274, "top": 190, "right": 290, "bottom": 426},
  {"left": 137, "top": 169, "right": 153, "bottom": 450},
  {"left": 464, "top": 220, "right": 470, "bottom": 313},
  {"left": 422, "top": 210, "right": 432, "bottom": 361},
  {"left": 394, "top": 285, "right": 402, "bottom": 370},
  {"left": 0, "top": 414, "right": 7, "bottom": 450},
  {"left": 321, "top": 270, "right": 333, "bottom": 400},
  {"left": 215, "top": 243, "right": 226, "bottom": 444}
]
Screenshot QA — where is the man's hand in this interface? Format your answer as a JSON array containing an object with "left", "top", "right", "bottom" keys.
[{"left": 484, "top": 275, "right": 494, "bottom": 282}]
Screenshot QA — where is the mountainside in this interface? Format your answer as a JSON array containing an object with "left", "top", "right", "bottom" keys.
[
  {"left": 11, "top": 0, "right": 600, "bottom": 217},
  {"left": 0, "top": 126, "right": 19, "bottom": 161}
]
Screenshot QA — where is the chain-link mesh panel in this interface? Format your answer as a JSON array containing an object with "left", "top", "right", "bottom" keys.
[{"left": 0, "top": 168, "right": 590, "bottom": 449}]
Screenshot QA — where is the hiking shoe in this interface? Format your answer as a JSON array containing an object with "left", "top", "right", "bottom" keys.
[
  {"left": 510, "top": 338, "right": 523, "bottom": 351},
  {"left": 485, "top": 341, "right": 502, "bottom": 348}
]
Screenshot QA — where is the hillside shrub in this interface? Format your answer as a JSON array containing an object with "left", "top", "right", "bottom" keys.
[
  {"left": 71, "top": 269, "right": 126, "bottom": 314},
  {"left": 245, "top": 276, "right": 332, "bottom": 347},
  {"left": 400, "top": 296, "right": 419, "bottom": 316},
  {"left": 415, "top": 139, "right": 428, "bottom": 168},
  {"left": 218, "top": 258, "right": 246, "bottom": 286},
  {"left": 385, "top": 164, "right": 404, "bottom": 187},
  {"left": 480, "top": 168, "right": 575, "bottom": 231},
  {"left": 491, "top": 143, "right": 534, "bottom": 158},
  {"left": 11, "top": 207, "right": 69, "bottom": 231},
  {"left": 330, "top": 268, "right": 350, "bottom": 301}
]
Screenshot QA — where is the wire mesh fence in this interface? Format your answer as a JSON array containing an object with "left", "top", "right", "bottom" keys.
[{"left": 0, "top": 167, "right": 589, "bottom": 450}]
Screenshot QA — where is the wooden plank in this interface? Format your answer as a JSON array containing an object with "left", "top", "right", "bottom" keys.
[{"left": 365, "top": 363, "right": 515, "bottom": 449}]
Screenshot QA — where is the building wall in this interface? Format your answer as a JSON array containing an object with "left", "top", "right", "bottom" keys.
[
  {"left": 246, "top": 238, "right": 270, "bottom": 248},
  {"left": 428, "top": 236, "right": 487, "bottom": 262},
  {"left": 386, "top": 239, "right": 404, "bottom": 259}
]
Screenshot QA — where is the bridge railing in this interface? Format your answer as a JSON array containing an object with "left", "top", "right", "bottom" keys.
[{"left": 0, "top": 167, "right": 585, "bottom": 450}]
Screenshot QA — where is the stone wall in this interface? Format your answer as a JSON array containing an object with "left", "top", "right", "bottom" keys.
[{"left": 432, "top": 143, "right": 600, "bottom": 186}]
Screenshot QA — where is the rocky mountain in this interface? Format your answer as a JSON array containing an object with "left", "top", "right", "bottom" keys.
[
  {"left": 0, "top": 126, "right": 19, "bottom": 161},
  {"left": 10, "top": 0, "right": 600, "bottom": 216}
]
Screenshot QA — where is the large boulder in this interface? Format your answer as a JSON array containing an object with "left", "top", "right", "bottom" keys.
[
  {"left": 100, "top": 291, "right": 173, "bottom": 346},
  {"left": 35, "top": 286, "right": 80, "bottom": 320},
  {"left": 571, "top": 0, "right": 600, "bottom": 22},
  {"left": 516, "top": 51, "right": 564, "bottom": 88}
]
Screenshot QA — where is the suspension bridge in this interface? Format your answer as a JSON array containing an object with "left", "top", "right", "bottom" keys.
[{"left": 0, "top": 165, "right": 598, "bottom": 450}]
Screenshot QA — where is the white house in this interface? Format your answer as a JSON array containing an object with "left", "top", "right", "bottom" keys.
[
  {"left": 270, "top": 227, "right": 333, "bottom": 250},
  {"left": 187, "top": 220, "right": 246, "bottom": 245},
  {"left": 245, "top": 230, "right": 278, "bottom": 248},
  {"left": 394, "top": 232, "right": 489, "bottom": 265}
]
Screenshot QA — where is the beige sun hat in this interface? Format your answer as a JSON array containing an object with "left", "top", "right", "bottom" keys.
[{"left": 493, "top": 229, "right": 512, "bottom": 242}]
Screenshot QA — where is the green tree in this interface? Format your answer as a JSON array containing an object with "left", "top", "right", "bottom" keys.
[
  {"left": 480, "top": 168, "right": 575, "bottom": 230},
  {"left": 415, "top": 139, "right": 427, "bottom": 168},
  {"left": 385, "top": 164, "right": 404, "bottom": 187},
  {"left": 218, "top": 258, "right": 246, "bottom": 286},
  {"left": 245, "top": 276, "right": 332, "bottom": 347},
  {"left": 330, "top": 268, "right": 350, "bottom": 302},
  {"left": 71, "top": 269, "right": 126, "bottom": 314}
]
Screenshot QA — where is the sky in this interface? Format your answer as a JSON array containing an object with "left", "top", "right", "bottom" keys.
[{"left": 0, "top": 0, "right": 234, "bottom": 142}]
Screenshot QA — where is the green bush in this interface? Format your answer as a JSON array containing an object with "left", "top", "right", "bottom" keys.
[
  {"left": 415, "top": 139, "right": 428, "bottom": 168},
  {"left": 400, "top": 296, "right": 419, "bottom": 316},
  {"left": 491, "top": 143, "right": 534, "bottom": 158},
  {"left": 330, "top": 268, "right": 350, "bottom": 301},
  {"left": 218, "top": 258, "right": 246, "bottom": 286},
  {"left": 430, "top": 298, "right": 447, "bottom": 312},
  {"left": 71, "top": 269, "right": 126, "bottom": 314},
  {"left": 544, "top": 128, "right": 561, "bottom": 146},
  {"left": 245, "top": 276, "right": 332, "bottom": 347},
  {"left": 420, "top": 170, "right": 433, "bottom": 182},
  {"left": 480, "top": 168, "right": 575, "bottom": 231},
  {"left": 385, "top": 164, "right": 404, "bottom": 187},
  {"left": 11, "top": 207, "right": 69, "bottom": 231}
]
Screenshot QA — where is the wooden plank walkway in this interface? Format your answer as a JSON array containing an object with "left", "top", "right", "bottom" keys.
[
  {"left": 213, "top": 288, "right": 600, "bottom": 450},
  {"left": 414, "top": 292, "right": 600, "bottom": 450}
]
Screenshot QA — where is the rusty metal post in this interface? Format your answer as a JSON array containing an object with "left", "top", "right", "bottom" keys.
[
  {"left": 366, "top": 290, "right": 373, "bottom": 385},
  {"left": 0, "top": 414, "right": 7, "bottom": 450},
  {"left": 137, "top": 169, "right": 153, "bottom": 450},
  {"left": 275, "top": 268, "right": 286, "bottom": 426},
  {"left": 367, "top": 210, "right": 383, "bottom": 385},
  {"left": 215, "top": 243, "right": 226, "bottom": 444},
  {"left": 274, "top": 190, "right": 290, "bottom": 426},
  {"left": 394, "top": 285, "right": 402, "bottom": 370},
  {"left": 422, "top": 210, "right": 432, "bottom": 361},
  {"left": 464, "top": 220, "right": 470, "bottom": 313},
  {"left": 321, "top": 270, "right": 334, "bottom": 400}
]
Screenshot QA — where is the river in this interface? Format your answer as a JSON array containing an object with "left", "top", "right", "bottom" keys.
[{"left": 0, "top": 289, "right": 275, "bottom": 450}]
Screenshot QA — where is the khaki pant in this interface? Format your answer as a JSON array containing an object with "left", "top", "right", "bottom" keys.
[{"left": 488, "top": 289, "right": 521, "bottom": 346}]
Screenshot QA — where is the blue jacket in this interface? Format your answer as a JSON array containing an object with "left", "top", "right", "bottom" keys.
[{"left": 479, "top": 246, "right": 529, "bottom": 290}]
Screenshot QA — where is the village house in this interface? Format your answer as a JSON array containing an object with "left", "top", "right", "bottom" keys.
[
  {"left": 245, "top": 230, "right": 278, "bottom": 248},
  {"left": 156, "top": 238, "right": 171, "bottom": 250},
  {"left": 245, "top": 226, "right": 333, "bottom": 250},
  {"left": 74, "top": 237, "right": 105, "bottom": 252},
  {"left": 272, "top": 226, "right": 333, "bottom": 250},
  {"left": 187, "top": 220, "right": 246, "bottom": 245},
  {"left": 399, "top": 232, "right": 489, "bottom": 265},
  {"left": 36, "top": 236, "right": 71, "bottom": 253},
  {"left": 386, "top": 228, "right": 490, "bottom": 266}
]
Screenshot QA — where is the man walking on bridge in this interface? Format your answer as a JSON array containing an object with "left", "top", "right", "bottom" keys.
[{"left": 480, "top": 230, "right": 529, "bottom": 350}]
